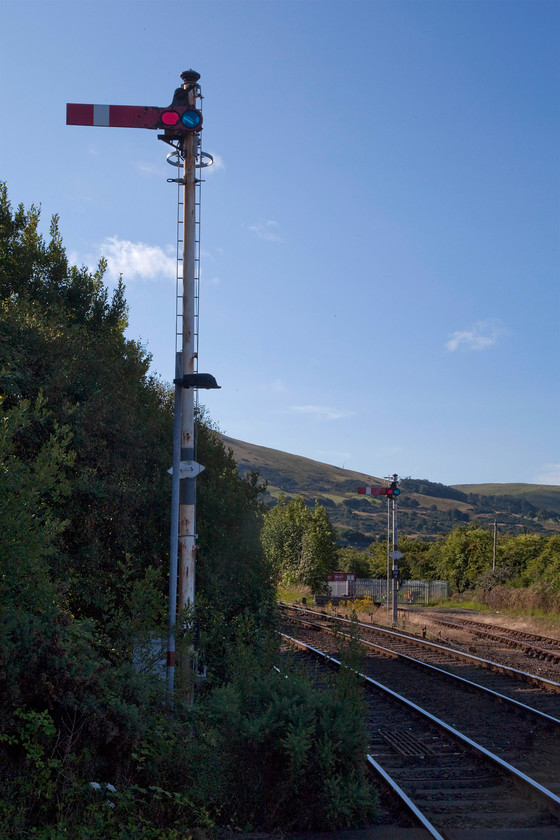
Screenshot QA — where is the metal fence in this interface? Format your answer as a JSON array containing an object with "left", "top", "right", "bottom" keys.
[{"left": 353, "top": 579, "right": 449, "bottom": 605}]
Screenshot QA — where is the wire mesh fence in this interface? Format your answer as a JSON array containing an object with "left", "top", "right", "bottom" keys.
[{"left": 352, "top": 578, "right": 449, "bottom": 605}]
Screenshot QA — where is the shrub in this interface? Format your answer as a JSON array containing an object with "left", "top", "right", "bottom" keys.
[{"left": 190, "top": 650, "right": 377, "bottom": 832}]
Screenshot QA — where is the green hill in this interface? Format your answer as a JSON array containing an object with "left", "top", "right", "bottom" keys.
[
  {"left": 222, "top": 436, "right": 560, "bottom": 544},
  {"left": 453, "top": 483, "right": 560, "bottom": 514}
]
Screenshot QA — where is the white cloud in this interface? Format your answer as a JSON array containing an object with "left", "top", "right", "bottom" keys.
[
  {"left": 248, "top": 220, "right": 282, "bottom": 242},
  {"left": 446, "top": 318, "right": 509, "bottom": 352},
  {"left": 288, "top": 405, "right": 356, "bottom": 421},
  {"left": 533, "top": 464, "right": 560, "bottom": 485},
  {"left": 101, "top": 236, "right": 176, "bottom": 281},
  {"left": 206, "top": 152, "right": 225, "bottom": 171}
]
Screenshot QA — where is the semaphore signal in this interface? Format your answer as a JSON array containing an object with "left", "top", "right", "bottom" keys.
[
  {"left": 66, "top": 103, "right": 203, "bottom": 133},
  {"left": 357, "top": 473, "right": 402, "bottom": 625},
  {"left": 357, "top": 483, "right": 400, "bottom": 496},
  {"left": 67, "top": 70, "right": 215, "bottom": 701}
]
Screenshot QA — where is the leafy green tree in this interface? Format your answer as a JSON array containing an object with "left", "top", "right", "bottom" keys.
[
  {"left": 194, "top": 415, "right": 276, "bottom": 675},
  {"left": 499, "top": 533, "right": 546, "bottom": 582},
  {"left": 522, "top": 534, "right": 560, "bottom": 591},
  {"left": 436, "top": 525, "right": 493, "bottom": 591},
  {"left": 337, "top": 546, "right": 372, "bottom": 577},
  {"left": 262, "top": 495, "right": 337, "bottom": 593},
  {"left": 0, "top": 185, "right": 375, "bottom": 837},
  {"left": 0, "top": 183, "right": 172, "bottom": 625},
  {"left": 302, "top": 503, "right": 339, "bottom": 592}
]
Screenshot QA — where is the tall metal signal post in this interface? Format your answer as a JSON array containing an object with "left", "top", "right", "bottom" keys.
[
  {"left": 67, "top": 71, "right": 219, "bottom": 696},
  {"left": 357, "top": 475, "right": 402, "bottom": 625}
]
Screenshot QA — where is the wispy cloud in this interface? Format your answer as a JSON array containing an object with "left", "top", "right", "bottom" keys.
[
  {"left": 248, "top": 220, "right": 282, "bottom": 242},
  {"left": 533, "top": 464, "right": 560, "bottom": 485},
  {"left": 288, "top": 405, "right": 356, "bottom": 421},
  {"left": 101, "top": 236, "right": 176, "bottom": 281},
  {"left": 446, "top": 318, "right": 509, "bottom": 352},
  {"left": 207, "top": 152, "right": 225, "bottom": 172}
]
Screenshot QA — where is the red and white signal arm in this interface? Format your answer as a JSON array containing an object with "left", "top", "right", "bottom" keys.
[
  {"left": 66, "top": 103, "right": 203, "bottom": 132},
  {"left": 357, "top": 486, "right": 387, "bottom": 495}
]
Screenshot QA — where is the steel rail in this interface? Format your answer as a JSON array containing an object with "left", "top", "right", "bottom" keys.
[
  {"left": 285, "top": 612, "right": 560, "bottom": 726},
  {"left": 276, "top": 652, "right": 444, "bottom": 837},
  {"left": 425, "top": 615, "right": 560, "bottom": 661},
  {"left": 279, "top": 603, "right": 560, "bottom": 693},
  {"left": 423, "top": 613, "right": 560, "bottom": 649},
  {"left": 365, "top": 755, "right": 446, "bottom": 840},
  {"left": 280, "top": 631, "right": 560, "bottom": 817}
]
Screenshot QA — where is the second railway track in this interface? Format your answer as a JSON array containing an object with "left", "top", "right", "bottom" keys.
[
  {"left": 279, "top": 603, "right": 560, "bottom": 831},
  {"left": 279, "top": 621, "right": 560, "bottom": 836}
]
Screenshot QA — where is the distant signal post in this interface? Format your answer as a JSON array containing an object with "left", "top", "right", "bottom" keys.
[
  {"left": 67, "top": 71, "right": 218, "bottom": 699},
  {"left": 358, "top": 475, "right": 401, "bottom": 625}
]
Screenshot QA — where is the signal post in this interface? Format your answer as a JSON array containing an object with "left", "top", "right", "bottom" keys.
[
  {"left": 357, "top": 475, "right": 401, "bottom": 625},
  {"left": 67, "top": 71, "right": 218, "bottom": 698}
]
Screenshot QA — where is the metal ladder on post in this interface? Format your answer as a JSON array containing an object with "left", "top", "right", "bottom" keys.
[
  {"left": 174, "top": 158, "right": 201, "bottom": 354},
  {"left": 174, "top": 137, "right": 202, "bottom": 437}
]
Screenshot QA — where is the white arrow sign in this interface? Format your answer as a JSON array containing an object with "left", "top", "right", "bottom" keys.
[{"left": 167, "top": 460, "right": 205, "bottom": 478}]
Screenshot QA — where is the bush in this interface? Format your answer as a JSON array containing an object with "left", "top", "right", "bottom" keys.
[{"left": 190, "top": 648, "right": 377, "bottom": 832}]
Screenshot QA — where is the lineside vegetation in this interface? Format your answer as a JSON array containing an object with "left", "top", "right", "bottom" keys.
[{"left": 0, "top": 186, "right": 376, "bottom": 837}]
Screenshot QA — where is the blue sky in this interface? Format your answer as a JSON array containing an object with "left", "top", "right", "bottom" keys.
[{"left": 1, "top": 0, "right": 559, "bottom": 486}]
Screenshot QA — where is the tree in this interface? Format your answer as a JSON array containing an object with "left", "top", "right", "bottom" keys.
[
  {"left": 262, "top": 496, "right": 337, "bottom": 593},
  {"left": 337, "top": 546, "right": 372, "bottom": 578},
  {"left": 436, "top": 526, "right": 493, "bottom": 591},
  {"left": 194, "top": 415, "right": 276, "bottom": 674},
  {"left": 0, "top": 183, "right": 172, "bottom": 626},
  {"left": 499, "top": 533, "right": 546, "bottom": 582},
  {"left": 302, "top": 503, "right": 338, "bottom": 593},
  {"left": 0, "top": 185, "right": 375, "bottom": 836}
]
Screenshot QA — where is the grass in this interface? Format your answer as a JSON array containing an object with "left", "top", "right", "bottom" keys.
[
  {"left": 276, "top": 585, "right": 312, "bottom": 603},
  {"left": 436, "top": 598, "right": 493, "bottom": 612},
  {"left": 435, "top": 594, "right": 560, "bottom": 634}
]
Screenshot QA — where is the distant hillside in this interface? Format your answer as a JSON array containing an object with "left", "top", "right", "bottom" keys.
[
  {"left": 453, "top": 483, "right": 560, "bottom": 514},
  {"left": 222, "top": 436, "right": 560, "bottom": 544}
]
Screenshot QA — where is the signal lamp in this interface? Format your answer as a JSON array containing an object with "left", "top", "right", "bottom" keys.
[
  {"left": 159, "top": 108, "right": 202, "bottom": 132},
  {"left": 161, "top": 110, "right": 180, "bottom": 126},
  {"left": 181, "top": 109, "right": 202, "bottom": 129}
]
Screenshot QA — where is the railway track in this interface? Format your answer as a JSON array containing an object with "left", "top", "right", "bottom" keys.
[
  {"left": 280, "top": 604, "right": 560, "bottom": 715},
  {"left": 416, "top": 611, "right": 560, "bottom": 665},
  {"left": 279, "top": 623, "right": 560, "bottom": 836}
]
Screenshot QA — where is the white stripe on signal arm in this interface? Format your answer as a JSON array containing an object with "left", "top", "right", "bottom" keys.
[{"left": 93, "top": 105, "right": 110, "bottom": 126}]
